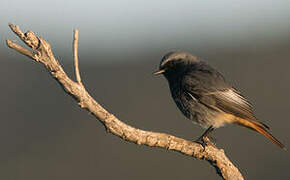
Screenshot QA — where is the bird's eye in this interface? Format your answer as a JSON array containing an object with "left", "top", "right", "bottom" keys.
[
  {"left": 169, "top": 59, "right": 183, "bottom": 68},
  {"left": 166, "top": 61, "right": 175, "bottom": 68}
]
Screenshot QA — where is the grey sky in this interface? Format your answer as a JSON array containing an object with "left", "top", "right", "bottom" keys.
[{"left": 2, "top": 0, "right": 290, "bottom": 61}]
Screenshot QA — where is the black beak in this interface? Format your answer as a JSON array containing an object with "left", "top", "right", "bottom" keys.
[{"left": 153, "top": 69, "right": 165, "bottom": 75}]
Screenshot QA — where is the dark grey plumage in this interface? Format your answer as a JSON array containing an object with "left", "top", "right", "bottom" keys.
[
  {"left": 155, "top": 51, "right": 285, "bottom": 149},
  {"left": 158, "top": 51, "right": 254, "bottom": 128}
]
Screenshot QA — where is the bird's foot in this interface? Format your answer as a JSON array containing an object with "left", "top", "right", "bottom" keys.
[
  {"left": 194, "top": 136, "right": 216, "bottom": 151},
  {"left": 194, "top": 136, "right": 209, "bottom": 150}
]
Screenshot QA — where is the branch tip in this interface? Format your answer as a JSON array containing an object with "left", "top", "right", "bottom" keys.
[
  {"left": 6, "top": 40, "right": 35, "bottom": 59},
  {"left": 73, "top": 28, "right": 82, "bottom": 85}
]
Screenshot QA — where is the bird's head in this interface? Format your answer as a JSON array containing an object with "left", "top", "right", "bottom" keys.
[{"left": 153, "top": 51, "right": 200, "bottom": 77}]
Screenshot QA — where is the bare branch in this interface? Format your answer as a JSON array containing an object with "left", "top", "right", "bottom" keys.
[
  {"left": 8, "top": 24, "right": 40, "bottom": 49},
  {"left": 6, "top": 40, "right": 35, "bottom": 59},
  {"left": 73, "top": 29, "right": 82, "bottom": 85},
  {"left": 6, "top": 24, "right": 244, "bottom": 180}
]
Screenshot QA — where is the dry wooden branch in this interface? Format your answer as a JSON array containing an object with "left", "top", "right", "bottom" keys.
[
  {"left": 6, "top": 24, "right": 244, "bottom": 180},
  {"left": 73, "top": 29, "right": 82, "bottom": 85}
]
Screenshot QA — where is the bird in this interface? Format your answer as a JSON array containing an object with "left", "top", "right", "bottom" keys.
[{"left": 154, "top": 51, "right": 285, "bottom": 150}]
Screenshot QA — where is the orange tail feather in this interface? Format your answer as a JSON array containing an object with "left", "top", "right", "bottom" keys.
[{"left": 234, "top": 117, "right": 286, "bottom": 150}]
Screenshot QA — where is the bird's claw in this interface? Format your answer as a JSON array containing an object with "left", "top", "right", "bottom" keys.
[{"left": 194, "top": 136, "right": 215, "bottom": 151}]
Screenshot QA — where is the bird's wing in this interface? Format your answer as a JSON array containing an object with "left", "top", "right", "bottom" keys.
[
  {"left": 200, "top": 88, "right": 256, "bottom": 120},
  {"left": 182, "top": 69, "right": 256, "bottom": 121}
]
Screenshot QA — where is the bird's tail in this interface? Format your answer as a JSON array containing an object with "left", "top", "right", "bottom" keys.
[{"left": 234, "top": 117, "right": 286, "bottom": 150}]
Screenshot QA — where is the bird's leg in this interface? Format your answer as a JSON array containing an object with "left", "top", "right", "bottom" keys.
[{"left": 194, "top": 126, "right": 215, "bottom": 149}]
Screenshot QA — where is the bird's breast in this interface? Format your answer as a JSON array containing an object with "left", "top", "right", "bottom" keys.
[{"left": 169, "top": 82, "right": 225, "bottom": 128}]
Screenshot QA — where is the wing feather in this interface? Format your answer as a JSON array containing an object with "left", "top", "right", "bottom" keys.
[
  {"left": 200, "top": 89, "right": 256, "bottom": 120},
  {"left": 182, "top": 63, "right": 256, "bottom": 120}
]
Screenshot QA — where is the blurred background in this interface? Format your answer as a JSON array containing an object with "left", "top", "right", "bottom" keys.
[{"left": 1, "top": 0, "right": 290, "bottom": 179}]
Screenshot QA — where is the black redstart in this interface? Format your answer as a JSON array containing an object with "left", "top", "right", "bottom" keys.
[{"left": 154, "top": 51, "right": 285, "bottom": 149}]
